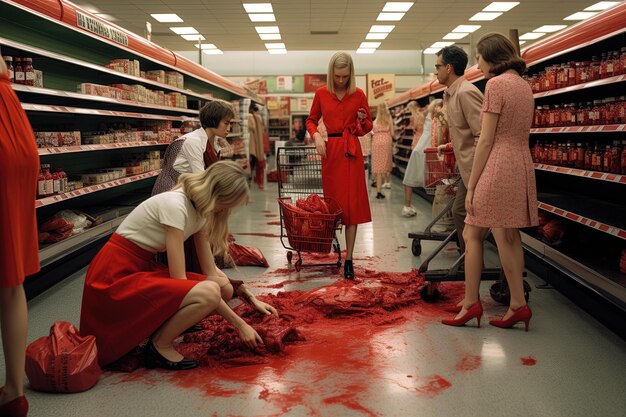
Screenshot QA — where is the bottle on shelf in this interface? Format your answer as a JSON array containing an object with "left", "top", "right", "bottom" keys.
[
  {"left": 590, "top": 56, "right": 601, "bottom": 81},
  {"left": 38, "top": 164, "right": 54, "bottom": 198},
  {"left": 584, "top": 143, "right": 593, "bottom": 170},
  {"left": 603, "top": 145, "right": 612, "bottom": 173},
  {"left": 3, "top": 56, "right": 14, "bottom": 83},
  {"left": 575, "top": 143, "right": 585, "bottom": 169},
  {"left": 610, "top": 141, "right": 621, "bottom": 174},
  {"left": 14, "top": 57, "right": 24, "bottom": 85},
  {"left": 591, "top": 143, "right": 603, "bottom": 171},
  {"left": 54, "top": 168, "right": 67, "bottom": 194},
  {"left": 23, "top": 57, "right": 35, "bottom": 86},
  {"left": 52, "top": 168, "right": 60, "bottom": 194}
]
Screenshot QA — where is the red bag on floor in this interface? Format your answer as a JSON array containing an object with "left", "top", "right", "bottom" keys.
[
  {"left": 228, "top": 243, "right": 269, "bottom": 267},
  {"left": 25, "top": 322, "right": 101, "bottom": 393}
]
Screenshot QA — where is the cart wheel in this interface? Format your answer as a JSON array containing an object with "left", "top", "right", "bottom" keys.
[
  {"left": 294, "top": 259, "right": 302, "bottom": 272},
  {"left": 420, "top": 283, "right": 441, "bottom": 302},
  {"left": 412, "top": 239, "right": 422, "bottom": 256},
  {"left": 286, "top": 251, "right": 293, "bottom": 264}
]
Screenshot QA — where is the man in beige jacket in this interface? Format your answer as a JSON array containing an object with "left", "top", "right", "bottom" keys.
[{"left": 435, "top": 46, "right": 484, "bottom": 254}]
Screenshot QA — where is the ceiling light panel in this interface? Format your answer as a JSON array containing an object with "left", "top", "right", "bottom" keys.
[
  {"left": 382, "top": 2, "right": 414, "bottom": 12},
  {"left": 170, "top": 27, "right": 198, "bottom": 35},
  {"left": 443, "top": 32, "right": 468, "bottom": 40},
  {"left": 431, "top": 41, "right": 454, "bottom": 48},
  {"left": 534, "top": 25, "right": 567, "bottom": 32},
  {"left": 470, "top": 12, "right": 502, "bottom": 21},
  {"left": 584, "top": 2, "right": 619, "bottom": 11},
  {"left": 563, "top": 12, "right": 598, "bottom": 20},
  {"left": 519, "top": 32, "right": 545, "bottom": 40},
  {"left": 356, "top": 48, "right": 376, "bottom": 54},
  {"left": 366, "top": 32, "right": 389, "bottom": 40},
  {"left": 195, "top": 44, "right": 217, "bottom": 49},
  {"left": 249, "top": 13, "right": 276, "bottom": 22},
  {"left": 151, "top": 14, "right": 183, "bottom": 23},
  {"left": 265, "top": 43, "right": 286, "bottom": 49},
  {"left": 268, "top": 49, "right": 287, "bottom": 54},
  {"left": 423, "top": 48, "right": 442, "bottom": 54},
  {"left": 360, "top": 42, "right": 381, "bottom": 48},
  {"left": 370, "top": 25, "right": 395, "bottom": 33},
  {"left": 203, "top": 49, "right": 223, "bottom": 55},
  {"left": 255, "top": 26, "right": 280, "bottom": 34},
  {"left": 482, "top": 2, "right": 519, "bottom": 12},
  {"left": 181, "top": 34, "right": 205, "bottom": 41},
  {"left": 377, "top": 12, "right": 405, "bottom": 21},
  {"left": 452, "top": 25, "right": 481, "bottom": 33},
  {"left": 243, "top": 3, "right": 273, "bottom": 13},
  {"left": 259, "top": 33, "right": 281, "bottom": 40}
]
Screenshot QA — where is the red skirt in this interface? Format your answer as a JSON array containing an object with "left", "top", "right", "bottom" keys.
[
  {"left": 322, "top": 135, "right": 371, "bottom": 226},
  {"left": 0, "top": 74, "right": 39, "bottom": 287},
  {"left": 79, "top": 233, "right": 205, "bottom": 366}
]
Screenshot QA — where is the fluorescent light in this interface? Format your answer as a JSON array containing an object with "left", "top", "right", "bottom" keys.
[
  {"left": 482, "top": 2, "right": 519, "bottom": 12},
  {"left": 265, "top": 42, "right": 286, "bottom": 49},
  {"left": 370, "top": 25, "right": 395, "bottom": 33},
  {"left": 377, "top": 12, "right": 405, "bottom": 21},
  {"left": 243, "top": 3, "right": 273, "bottom": 13},
  {"left": 195, "top": 44, "right": 217, "bottom": 49},
  {"left": 534, "top": 25, "right": 567, "bottom": 32},
  {"left": 584, "top": 2, "right": 619, "bottom": 11},
  {"left": 383, "top": 2, "right": 414, "bottom": 12},
  {"left": 423, "top": 48, "right": 442, "bottom": 54},
  {"left": 366, "top": 32, "right": 389, "bottom": 40},
  {"left": 470, "top": 12, "right": 502, "bottom": 21},
  {"left": 249, "top": 13, "right": 276, "bottom": 22},
  {"left": 170, "top": 27, "right": 198, "bottom": 35},
  {"left": 443, "top": 32, "right": 468, "bottom": 40},
  {"left": 259, "top": 33, "right": 281, "bottom": 40},
  {"left": 203, "top": 49, "right": 223, "bottom": 55},
  {"left": 181, "top": 34, "right": 205, "bottom": 41},
  {"left": 255, "top": 26, "right": 280, "bottom": 34},
  {"left": 431, "top": 41, "right": 454, "bottom": 48},
  {"left": 268, "top": 49, "right": 287, "bottom": 54},
  {"left": 360, "top": 42, "right": 381, "bottom": 48},
  {"left": 452, "top": 25, "right": 481, "bottom": 33},
  {"left": 563, "top": 12, "right": 598, "bottom": 20},
  {"left": 519, "top": 32, "right": 545, "bottom": 40},
  {"left": 519, "top": 41, "right": 526, "bottom": 45},
  {"left": 356, "top": 48, "right": 376, "bottom": 54},
  {"left": 151, "top": 14, "right": 183, "bottom": 23}
]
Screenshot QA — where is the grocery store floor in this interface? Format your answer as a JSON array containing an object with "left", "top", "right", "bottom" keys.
[{"left": 2, "top": 171, "right": 626, "bottom": 417}]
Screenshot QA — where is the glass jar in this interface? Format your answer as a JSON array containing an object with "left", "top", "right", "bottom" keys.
[
  {"left": 14, "top": 57, "right": 24, "bottom": 84},
  {"left": 3, "top": 56, "right": 14, "bottom": 83},
  {"left": 590, "top": 56, "right": 601, "bottom": 81},
  {"left": 620, "top": 47, "right": 626, "bottom": 75},
  {"left": 22, "top": 58, "right": 34, "bottom": 86},
  {"left": 575, "top": 143, "right": 585, "bottom": 168},
  {"left": 38, "top": 164, "right": 53, "bottom": 198}
]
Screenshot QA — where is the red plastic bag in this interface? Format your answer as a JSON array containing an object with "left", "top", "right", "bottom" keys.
[
  {"left": 228, "top": 243, "right": 269, "bottom": 267},
  {"left": 25, "top": 322, "right": 101, "bottom": 393}
]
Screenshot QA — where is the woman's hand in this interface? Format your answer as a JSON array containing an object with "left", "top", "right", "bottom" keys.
[
  {"left": 465, "top": 189, "right": 475, "bottom": 216},
  {"left": 357, "top": 107, "right": 367, "bottom": 120},
  {"left": 314, "top": 132, "right": 326, "bottom": 158},
  {"left": 252, "top": 298, "right": 279, "bottom": 317},
  {"left": 237, "top": 322, "right": 263, "bottom": 349}
]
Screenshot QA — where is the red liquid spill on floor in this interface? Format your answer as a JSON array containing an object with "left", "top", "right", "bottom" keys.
[
  {"left": 521, "top": 356, "right": 537, "bottom": 366},
  {"left": 455, "top": 355, "right": 482, "bottom": 371}
]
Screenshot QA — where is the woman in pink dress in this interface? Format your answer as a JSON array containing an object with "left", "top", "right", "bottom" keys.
[
  {"left": 442, "top": 33, "right": 538, "bottom": 331},
  {"left": 371, "top": 102, "right": 394, "bottom": 199}
]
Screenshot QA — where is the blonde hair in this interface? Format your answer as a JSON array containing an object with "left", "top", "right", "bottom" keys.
[
  {"left": 374, "top": 102, "right": 393, "bottom": 131},
  {"left": 176, "top": 161, "right": 249, "bottom": 256},
  {"left": 428, "top": 99, "right": 443, "bottom": 119},
  {"left": 327, "top": 52, "right": 356, "bottom": 95}
]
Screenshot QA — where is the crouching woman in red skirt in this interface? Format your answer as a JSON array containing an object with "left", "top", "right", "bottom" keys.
[{"left": 80, "top": 161, "right": 276, "bottom": 371}]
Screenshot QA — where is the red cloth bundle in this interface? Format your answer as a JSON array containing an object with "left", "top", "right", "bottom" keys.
[
  {"left": 228, "top": 242, "right": 269, "bottom": 267},
  {"left": 38, "top": 217, "right": 73, "bottom": 243}
]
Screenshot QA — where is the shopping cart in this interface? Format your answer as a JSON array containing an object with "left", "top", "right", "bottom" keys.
[{"left": 276, "top": 146, "right": 343, "bottom": 272}]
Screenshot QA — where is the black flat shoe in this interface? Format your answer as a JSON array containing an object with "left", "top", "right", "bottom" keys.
[
  {"left": 182, "top": 324, "right": 203, "bottom": 334},
  {"left": 376, "top": 192, "right": 385, "bottom": 199},
  {"left": 144, "top": 339, "right": 198, "bottom": 371},
  {"left": 344, "top": 260, "right": 354, "bottom": 280}
]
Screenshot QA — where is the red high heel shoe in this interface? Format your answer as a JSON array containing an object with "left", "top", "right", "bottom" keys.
[
  {"left": 489, "top": 304, "right": 532, "bottom": 331},
  {"left": 442, "top": 301, "right": 483, "bottom": 328},
  {"left": 0, "top": 388, "right": 28, "bottom": 417}
]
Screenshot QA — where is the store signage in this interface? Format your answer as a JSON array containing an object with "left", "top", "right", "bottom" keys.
[
  {"left": 76, "top": 11, "right": 129, "bottom": 47},
  {"left": 245, "top": 78, "right": 268, "bottom": 95},
  {"left": 304, "top": 74, "right": 327, "bottom": 93},
  {"left": 276, "top": 76, "right": 293, "bottom": 91},
  {"left": 367, "top": 74, "right": 395, "bottom": 106},
  {"left": 266, "top": 96, "right": 290, "bottom": 117}
]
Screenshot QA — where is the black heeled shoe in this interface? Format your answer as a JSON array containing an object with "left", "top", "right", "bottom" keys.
[
  {"left": 144, "top": 339, "right": 198, "bottom": 371},
  {"left": 344, "top": 260, "right": 354, "bottom": 280},
  {"left": 182, "top": 324, "right": 203, "bottom": 334},
  {"left": 376, "top": 192, "right": 385, "bottom": 199}
]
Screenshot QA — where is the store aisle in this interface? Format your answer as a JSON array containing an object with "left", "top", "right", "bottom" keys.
[{"left": 2, "top": 176, "right": 625, "bottom": 417}]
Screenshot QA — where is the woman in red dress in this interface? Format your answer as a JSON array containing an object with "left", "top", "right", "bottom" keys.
[
  {"left": 306, "top": 52, "right": 373, "bottom": 279},
  {"left": 0, "top": 58, "right": 39, "bottom": 417}
]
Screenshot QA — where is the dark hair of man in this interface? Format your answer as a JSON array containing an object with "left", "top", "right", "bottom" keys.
[
  {"left": 477, "top": 33, "right": 527, "bottom": 76},
  {"left": 436, "top": 45, "right": 468, "bottom": 76},
  {"left": 199, "top": 100, "right": 235, "bottom": 129}
]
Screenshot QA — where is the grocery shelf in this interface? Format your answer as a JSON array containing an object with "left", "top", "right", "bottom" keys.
[
  {"left": 395, "top": 144, "right": 412, "bottom": 150},
  {"left": 38, "top": 141, "right": 167, "bottom": 155},
  {"left": 533, "top": 74, "right": 626, "bottom": 99},
  {"left": 12, "top": 84, "right": 198, "bottom": 115},
  {"left": 537, "top": 192, "right": 626, "bottom": 241},
  {"left": 534, "top": 163, "right": 626, "bottom": 184},
  {"left": 21, "top": 103, "right": 192, "bottom": 121},
  {"left": 394, "top": 155, "right": 410, "bottom": 163},
  {"left": 530, "top": 124, "right": 626, "bottom": 134},
  {"left": 35, "top": 169, "right": 161, "bottom": 208}
]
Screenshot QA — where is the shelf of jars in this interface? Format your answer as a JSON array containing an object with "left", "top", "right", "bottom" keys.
[
  {"left": 537, "top": 194, "right": 626, "bottom": 241},
  {"left": 532, "top": 74, "right": 626, "bottom": 99},
  {"left": 395, "top": 143, "right": 412, "bottom": 151},
  {"left": 530, "top": 124, "right": 625, "bottom": 134},
  {"left": 534, "top": 163, "right": 626, "bottom": 184},
  {"left": 21, "top": 103, "right": 193, "bottom": 121},
  {"left": 394, "top": 155, "right": 410, "bottom": 163},
  {"left": 35, "top": 169, "right": 160, "bottom": 208},
  {"left": 38, "top": 141, "right": 166, "bottom": 155}
]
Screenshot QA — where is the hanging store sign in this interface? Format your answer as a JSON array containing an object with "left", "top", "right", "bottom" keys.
[
  {"left": 367, "top": 74, "right": 395, "bottom": 106},
  {"left": 245, "top": 78, "right": 268, "bottom": 95},
  {"left": 266, "top": 96, "right": 290, "bottom": 117},
  {"left": 276, "top": 76, "right": 293, "bottom": 91},
  {"left": 76, "top": 11, "right": 129, "bottom": 47},
  {"left": 304, "top": 74, "right": 327, "bottom": 93}
]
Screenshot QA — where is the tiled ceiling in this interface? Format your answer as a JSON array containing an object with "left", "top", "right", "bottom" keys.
[{"left": 75, "top": 1, "right": 619, "bottom": 52}]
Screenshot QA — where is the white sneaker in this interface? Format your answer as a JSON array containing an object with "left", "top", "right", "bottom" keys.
[
  {"left": 402, "top": 206, "right": 417, "bottom": 217},
  {"left": 382, "top": 182, "right": 392, "bottom": 189}
]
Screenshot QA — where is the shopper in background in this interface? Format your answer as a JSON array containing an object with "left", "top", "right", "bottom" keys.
[
  {"left": 306, "top": 51, "right": 373, "bottom": 279},
  {"left": 442, "top": 33, "right": 538, "bottom": 330},
  {"left": 401, "top": 99, "right": 442, "bottom": 217},
  {"left": 407, "top": 101, "right": 425, "bottom": 149},
  {"left": 371, "top": 102, "right": 394, "bottom": 199},
  {"left": 247, "top": 102, "right": 266, "bottom": 190},
  {"left": 80, "top": 161, "right": 277, "bottom": 371},
  {"left": 0, "top": 57, "right": 38, "bottom": 417},
  {"left": 434, "top": 45, "right": 484, "bottom": 262}
]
